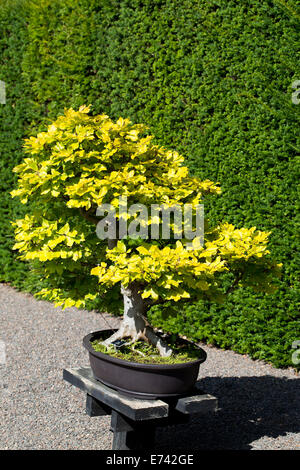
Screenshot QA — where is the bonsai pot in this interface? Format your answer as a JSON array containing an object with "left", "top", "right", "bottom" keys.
[{"left": 83, "top": 329, "right": 207, "bottom": 399}]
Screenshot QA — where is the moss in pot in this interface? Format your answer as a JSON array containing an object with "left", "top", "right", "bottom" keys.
[{"left": 11, "top": 105, "right": 281, "bottom": 397}]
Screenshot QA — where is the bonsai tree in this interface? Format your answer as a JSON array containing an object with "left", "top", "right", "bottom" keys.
[{"left": 12, "top": 105, "right": 281, "bottom": 357}]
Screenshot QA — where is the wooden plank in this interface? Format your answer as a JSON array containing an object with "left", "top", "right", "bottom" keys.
[
  {"left": 175, "top": 393, "right": 218, "bottom": 415},
  {"left": 63, "top": 367, "right": 169, "bottom": 421}
]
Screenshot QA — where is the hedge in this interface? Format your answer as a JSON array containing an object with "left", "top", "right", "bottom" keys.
[
  {"left": 0, "top": 0, "right": 299, "bottom": 368},
  {"left": 0, "top": 0, "right": 35, "bottom": 288}
]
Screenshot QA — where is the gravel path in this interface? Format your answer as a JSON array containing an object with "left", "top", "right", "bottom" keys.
[{"left": 0, "top": 283, "right": 299, "bottom": 450}]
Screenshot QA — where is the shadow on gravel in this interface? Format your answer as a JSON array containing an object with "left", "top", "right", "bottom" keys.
[{"left": 155, "top": 376, "right": 300, "bottom": 450}]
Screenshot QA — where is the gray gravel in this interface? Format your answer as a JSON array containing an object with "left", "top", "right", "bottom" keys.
[{"left": 0, "top": 283, "right": 299, "bottom": 450}]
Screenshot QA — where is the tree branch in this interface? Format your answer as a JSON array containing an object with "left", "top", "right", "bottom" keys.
[
  {"left": 79, "top": 207, "right": 99, "bottom": 225},
  {"left": 225, "top": 272, "right": 244, "bottom": 296}
]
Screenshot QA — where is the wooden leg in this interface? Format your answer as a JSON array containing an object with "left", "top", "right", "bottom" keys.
[
  {"left": 110, "top": 410, "right": 156, "bottom": 450},
  {"left": 112, "top": 431, "right": 129, "bottom": 450},
  {"left": 126, "top": 427, "right": 156, "bottom": 450},
  {"left": 112, "top": 428, "right": 156, "bottom": 450},
  {"left": 86, "top": 394, "right": 111, "bottom": 417}
]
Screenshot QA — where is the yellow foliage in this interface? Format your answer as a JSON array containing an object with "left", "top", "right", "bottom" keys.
[{"left": 11, "top": 106, "right": 279, "bottom": 307}]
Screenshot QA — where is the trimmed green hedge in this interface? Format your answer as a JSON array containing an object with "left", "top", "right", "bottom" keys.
[
  {"left": 0, "top": 0, "right": 35, "bottom": 288},
  {"left": 0, "top": 0, "right": 299, "bottom": 367}
]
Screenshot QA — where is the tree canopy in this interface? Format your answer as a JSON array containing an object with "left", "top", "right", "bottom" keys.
[{"left": 12, "top": 106, "right": 281, "bottom": 313}]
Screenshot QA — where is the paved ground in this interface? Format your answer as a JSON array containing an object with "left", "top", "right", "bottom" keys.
[{"left": 0, "top": 283, "right": 299, "bottom": 450}]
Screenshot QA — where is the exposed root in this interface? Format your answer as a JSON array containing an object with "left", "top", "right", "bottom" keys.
[
  {"left": 101, "top": 325, "right": 173, "bottom": 357},
  {"left": 101, "top": 283, "right": 173, "bottom": 357},
  {"left": 144, "top": 326, "right": 173, "bottom": 357},
  {"left": 101, "top": 329, "right": 125, "bottom": 348},
  {"left": 132, "top": 347, "right": 146, "bottom": 358}
]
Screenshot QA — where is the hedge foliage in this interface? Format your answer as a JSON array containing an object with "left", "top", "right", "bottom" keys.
[
  {"left": 0, "top": 0, "right": 35, "bottom": 288},
  {"left": 0, "top": 0, "right": 299, "bottom": 367}
]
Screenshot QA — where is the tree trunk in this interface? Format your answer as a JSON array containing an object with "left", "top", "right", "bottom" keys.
[{"left": 101, "top": 284, "right": 172, "bottom": 357}]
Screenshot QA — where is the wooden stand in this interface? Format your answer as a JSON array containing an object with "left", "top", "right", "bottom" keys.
[{"left": 63, "top": 367, "right": 218, "bottom": 450}]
